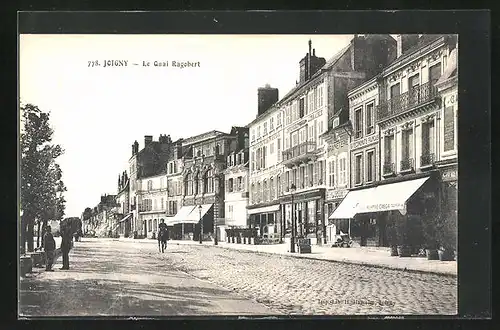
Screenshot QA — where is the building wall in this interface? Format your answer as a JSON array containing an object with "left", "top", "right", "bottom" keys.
[
  {"left": 348, "top": 83, "right": 380, "bottom": 187},
  {"left": 224, "top": 150, "right": 249, "bottom": 228}
]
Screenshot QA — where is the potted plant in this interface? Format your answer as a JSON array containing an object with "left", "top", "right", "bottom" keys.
[
  {"left": 436, "top": 211, "right": 457, "bottom": 261},
  {"left": 422, "top": 215, "right": 439, "bottom": 260},
  {"left": 386, "top": 218, "right": 399, "bottom": 256},
  {"left": 395, "top": 216, "right": 412, "bottom": 258}
]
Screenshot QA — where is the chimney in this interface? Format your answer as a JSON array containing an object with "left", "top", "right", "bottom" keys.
[
  {"left": 396, "top": 34, "right": 420, "bottom": 58},
  {"left": 144, "top": 135, "right": 153, "bottom": 146},
  {"left": 257, "top": 84, "right": 279, "bottom": 116},
  {"left": 132, "top": 140, "right": 139, "bottom": 155}
]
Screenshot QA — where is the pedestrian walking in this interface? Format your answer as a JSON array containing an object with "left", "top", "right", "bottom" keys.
[
  {"left": 43, "top": 226, "right": 56, "bottom": 271},
  {"left": 60, "top": 225, "right": 72, "bottom": 270}
]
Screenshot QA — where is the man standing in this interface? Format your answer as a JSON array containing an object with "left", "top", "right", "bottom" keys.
[
  {"left": 60, "top": 224, "right": 72, "bottom": 270},
  {"left": 43, "top": 226, "right": 56, "bottom": 271}
]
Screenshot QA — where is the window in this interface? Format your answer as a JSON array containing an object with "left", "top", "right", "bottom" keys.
[
  {"left": 270, "top": 142, "right": 274, "bottom": 154},
  {"left": 251, "top": 151, "right": 255, "bottom": 171},
  {"left": 147, "top": 180, "right": 153, "bottom": 191},
  {"left": 177, "top": 181, "right": 182, "bottom": 196},
  {"left": 354, "top": 107, "right": 363, "bottom": 138},
  {"left": 366, "top": 102, "right": 374, "bottom": 135},
  {"left": 292, "top": 168, "right": 297, "bottom": 187},
  {"left": 161, "top": 198, "right": 164, "bottom": 210},
  {"left": 299, "top": 166, "right": 305, "bottom": 188},
  {"left": 277, "top": 138, "right": 281, "bottom": 162},
  {"left": 318, "top": 86, "right": 324, "bottom": 108},
  {"left": 148, "top": 220, "right": 152, "bottom": 232},
  {"left": 153, "top": 219, "right": 157, "bottom": 232},
  {"left": 308, "top": 164, "right": 314, "bottom": 187},
  {"left": 367, "top": 151, "right": 375, "bottom": 182},
  {"left": 384, "top": 134, "right": 395, "bottom": 169},
  {"left": 270, "top": 117, "right": 274, "bottom": 131},
  {"left": 309, "top": 90, "right": 314, "bottom": 112},
  {"left": 228, "top": 178, "right": 234, "bottom": 192},
  {"left": 422, "top": 120, "right": 435, "bottom": 158},
  {"left": 252, "top": 129, "right": 255, "bottom": 141},
  {"left": 263, "top": 122, "right": 268, "bottom": 135},
  {"left": 238, "top": 176, "right": 243, "bottom": 191},
  {"left": 429, "top": 63, "right": 442, "bottom": 86},
  {"left": 257, "top": 182, "right": 261, "bottom": 203},
  {"left": 313, "top": 88, "right": 318, "bottom": 110},
  {"left": 286, "top": 106, "right": 291, "bottom": 125},
  {"left": 299, "top": 98, "right": 305, "bottom": 118},
  {"left": 390, "top": 83, "right": 401, "bottom": 111},
  {"left": 339, "top": 157, "right": 347, "bottom": 185},
  {"left": 401, "top": 128, "right": 414, "bottom": 161},
  {"left": 355, "top": 154, "right": 363, "bottom": 185},
  {"left": 329, "top": 160, "right": 336, "bottom": 187},
  {"left": 257, "top": 126, "right": 261, "bottom": 138},
  {"left": 277, "top": 113, "right": 281, "bottom": 126},
  {"left": 409, "top": 74, "right": 420, "bottom": 105},
  {"left": 270, "top": 178, "right": 275, "bottom": 200},
  {"left": 304, "top": 164, "right": 309, "bottom": 187}
]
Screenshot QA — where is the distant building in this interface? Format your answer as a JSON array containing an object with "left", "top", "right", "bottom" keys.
[
  {"left": 222, "top": 127, "right": 250, "bottom": 242},
  {"left": 115, "top": 171, "right": 131, "bottom": 237}
]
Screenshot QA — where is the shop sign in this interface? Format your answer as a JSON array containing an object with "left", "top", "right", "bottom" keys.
[
  {"left": 441, "top": 168, "right": 458, "bottom": 182},
  {"left": 326, "top": 189, "right": 347, "bottom": 201},
  {"left": 361, "top": 203, "right": 405, "bottom": 213},
  {"left": 350, "top": 134, "right": 378, "bottom": 150}
]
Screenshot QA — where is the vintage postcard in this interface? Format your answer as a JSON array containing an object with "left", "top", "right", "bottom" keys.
[{"left": 19, "top": 27, "right": 460, "bottom": 317}]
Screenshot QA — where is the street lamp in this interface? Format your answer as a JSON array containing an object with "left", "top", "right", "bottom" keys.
[
  {"left": 290, "top": 183, "right": 297, "bottom": 253},
  {"left": 199, "top": 204, "right": 203, "bottom": 244}
]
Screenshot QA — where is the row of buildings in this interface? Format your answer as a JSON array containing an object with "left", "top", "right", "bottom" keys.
[{"left": 83, "top": 34, "right": 458, "bottom": 248}]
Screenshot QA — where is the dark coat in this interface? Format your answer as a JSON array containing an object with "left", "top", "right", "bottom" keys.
[
  {"left": 60, "top": 229, "right": 72, "bottom": 252},
  {"left": 43, "top": 232, "right": 56, "bottom": 252}
]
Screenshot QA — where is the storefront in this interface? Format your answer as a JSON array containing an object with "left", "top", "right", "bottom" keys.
[
  {"left": 247, "top": 204, "right": 280, "bottom": 238},
  {"left": 324, "top": 188, "right": 348, "bottom": 244},
  {"left": 280, "top": 188, "right": 326, "bottom": 245},
  {"left": 171, "top": 204, "right": 214, "bottom": 240},
  {"left": 330, "top": 173, "right": 439, "bottom": 248}
]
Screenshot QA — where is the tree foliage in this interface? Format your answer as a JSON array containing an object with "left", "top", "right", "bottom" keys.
[{"left": 20, "top": 103, "right": 66, "bottom": 253}]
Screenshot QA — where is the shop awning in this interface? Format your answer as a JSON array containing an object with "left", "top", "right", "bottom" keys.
[
  {"left": 359, "top": 177, "right": 430, "bottom": 214},
  {"left": 118, "top": 213, "right": 132, "bottom": 224},
  {"left": 329, "top": 176, "right": 430, "bottom": 219},
  {"left": 182, "top": 204, "right": 214, "bottom": 224},
  {"left": 170, "top": 206, "right": 196, "bottom": 225},
  {"left": 329, "top": 188, "right": 376, "bottom": 219},
  {"left": 247, "top": 204, "right": 280, "bottom": 215}
]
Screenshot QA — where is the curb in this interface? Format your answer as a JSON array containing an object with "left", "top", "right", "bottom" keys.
[{"left": 183, "top": 243, "right": 458, "bottom": 278}]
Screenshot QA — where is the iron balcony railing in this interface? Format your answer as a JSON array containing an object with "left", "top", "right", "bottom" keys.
[
  {"left": 400, "top": 158, "right": 415, "bottom": 172},
  {"left": 383, "top": 162, "right": 395, "bottom": 175},
  {"left": 282, "top": 141, "right": 317, "bottom": 164},
  {"left": 378, "top": 82, "right": 438, "bottom": 120},
  {"left": 420, "top": 152, "right": 435, "bottom": 167}
]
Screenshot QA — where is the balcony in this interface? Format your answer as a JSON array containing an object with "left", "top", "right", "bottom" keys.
[
  {"left": 420, "top": 153, "right": 436, "bottom": 169},
  {"left": 378, "top": 82, "right": 438, "bottom": 121},
  {"left": 282, "top": 141, "right": 318, "bottom": 168},
  {"left": 383, "top": 162, "right": 395, "bottom": 176},
  {"left": 400, "top": 158, "right": 415, "bottom": 173}
]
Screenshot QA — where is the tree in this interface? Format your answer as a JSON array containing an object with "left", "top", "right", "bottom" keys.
[{"left": 20, "top": 103, "right": 66, "bottom": 253}]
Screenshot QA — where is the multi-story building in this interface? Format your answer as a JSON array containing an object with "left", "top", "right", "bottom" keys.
[
  {"left": 84, "top": 194, "right": 118, "bottom": 237},
  {"left": 165, "top": 140, "right": 185, "bottom": 239},
  {"left": 128, "top": 134, "right": 174, "bottom": 237},
  {"left": 115, "top": 171, "right": 131, "bottom": 237},
  {"left": 170, "top": 129, "right": 245, "bottom": 241},
  {"left": 331, "top": 34, "right": 458, "bottom": 248},
  {"left": 248, "top": 36, "right": 396, "bottom": 245},
  {"left": 321, "top": 110, "right": 351, "bottom": 243},
  {"left": 136, "top": 172, "right": 168, "bottom": 238},
  {"left": 222, "top": 127, "right": 250, "bottom": 242}
]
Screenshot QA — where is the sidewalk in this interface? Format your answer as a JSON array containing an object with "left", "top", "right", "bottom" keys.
[{"left": 119, "top": 237, "right": 457, "bottom": 276}]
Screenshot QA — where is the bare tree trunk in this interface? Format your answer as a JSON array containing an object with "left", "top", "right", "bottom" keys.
[
  {"left": 36, "top": 221, "right": 41, "bottom": 248},
  {"left": 20, "top": 215, "right": 27, "bottom": 255},
  {"left": 27, "top": 217, "right": 35, "bottom": 252},
  {"left": 41, "top": 219, "right": 48, "bottom": 248}
]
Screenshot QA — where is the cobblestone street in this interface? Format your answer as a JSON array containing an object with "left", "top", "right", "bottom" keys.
[
  {"left": 161, "top": 241, "right": 457, "bottom": 315},
  {"left": 19, "top": 238, "right": 457, "bottom": 316}
]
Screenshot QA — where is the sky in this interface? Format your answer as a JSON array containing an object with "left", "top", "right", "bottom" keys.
[{"left": 20, "top": 34, "right": 355, "bottom": 217}]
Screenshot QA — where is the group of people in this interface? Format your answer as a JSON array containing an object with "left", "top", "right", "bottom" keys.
[{"left": 42, "top": 224, "right": 73, "bottom": 271}]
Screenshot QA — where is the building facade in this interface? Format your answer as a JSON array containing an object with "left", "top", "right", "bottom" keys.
[
  {"left": 331, "top": 34, "right": 458, "bottom": 249},
  {"left": 223, "top": 129, "right": 250, "bottom": 242},
  {"left": 321, "top": 112, "right": 351, "bottom": 243},
  {"left": 128, "top": 134, "right": 174, "bottom": 236},
  {"left": 136, "top": 172, "right": 168, "bottom": 238},
  {"left": 115, "top": 171, "right": 131, "bottom": 237},
  {"left": 248, "top": 36, "right": 396, "bottom": 245}
]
